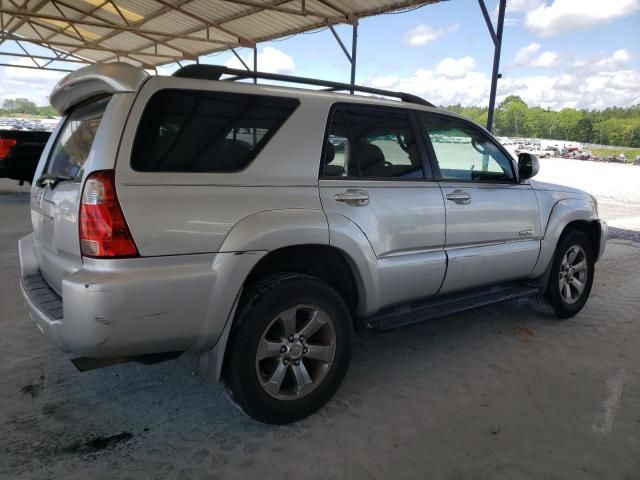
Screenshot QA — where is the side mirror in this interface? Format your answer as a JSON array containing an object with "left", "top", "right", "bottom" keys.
[{"left": 518, "top": 153, "right": 539, "bottom": 181}]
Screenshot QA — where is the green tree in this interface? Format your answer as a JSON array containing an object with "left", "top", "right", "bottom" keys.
[{"left": 2, "top": 98, "right": 39, "bottom": 115}]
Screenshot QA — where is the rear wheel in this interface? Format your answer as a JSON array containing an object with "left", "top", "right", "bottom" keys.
[
  {"left": 221, "top": 273, "right": 352, "bottom": 424},
  {"left": 536, "top": 230, "right": 594, "bottom": 318}
]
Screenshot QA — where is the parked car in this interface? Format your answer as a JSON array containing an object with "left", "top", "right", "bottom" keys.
[
  {"left": 19, "top": 63, "right": 607, "bottom": 424},
  {"left": 0, "top": 129, "right": 52, "bottom": 183}
]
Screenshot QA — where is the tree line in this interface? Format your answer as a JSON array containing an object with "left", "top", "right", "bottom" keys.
[
  {"left": 446, "top": 96, "right": 640, "bottom": 148},
  {"left": 2, "top": 95, "right": 639, "bottom": 148},
  {"left": 1, "top": 98, "right": 58, "bottom": 117}
]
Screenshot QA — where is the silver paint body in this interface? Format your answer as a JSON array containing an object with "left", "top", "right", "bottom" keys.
[{"left": 19, "top": 63, "right": 607, "bottom": 370}]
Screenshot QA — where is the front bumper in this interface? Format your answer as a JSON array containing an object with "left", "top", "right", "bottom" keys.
[
  {"left": 18, "top": 233, "right": 221, "bottom": 358},
  {"left": 597, "top": 219, "right": 607, "bottom": 261}
]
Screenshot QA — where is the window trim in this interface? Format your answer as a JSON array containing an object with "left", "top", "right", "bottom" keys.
[
  {"left": 417, "top": 111, "right": 518, "bottom": 185},
  {"left": 319, "top": 102, "right": 435, "bottom": 182},
  {"left": 130, "top": 88, "right": 300, "bottom": 174}
]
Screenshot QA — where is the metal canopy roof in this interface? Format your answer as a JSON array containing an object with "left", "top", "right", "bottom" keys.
[{"left": 0, "top": 0, "right": 441, "bottom": 70}]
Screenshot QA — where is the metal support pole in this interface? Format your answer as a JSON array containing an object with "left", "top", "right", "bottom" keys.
[
  {"left": 350, "top": 21, "right": 358, "bottom": 94},
  {"left": 253, "top": 45, "right": 257, "bottom": 84},
  {"left": 253, "top": 44, "right": 258, "bottom": 145},
  {"left": 486, "top": 0, "right": 506, "bottom": 132},
  {"left": 230, "top": 47, "right": 251, "bottom": 71}
]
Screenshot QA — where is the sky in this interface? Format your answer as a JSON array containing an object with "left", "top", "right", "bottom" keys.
[{"left": 1, "top": 0, "right": 639, "bottom": 110}]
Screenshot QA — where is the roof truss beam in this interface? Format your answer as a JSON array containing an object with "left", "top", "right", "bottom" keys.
[{"left": 0, "top": 7, "right": 243, "bottom": 46}]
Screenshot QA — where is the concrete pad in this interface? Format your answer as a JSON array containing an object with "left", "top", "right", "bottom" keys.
[{"left": 1, "top": 180, "right": 639, "bottom": 480}]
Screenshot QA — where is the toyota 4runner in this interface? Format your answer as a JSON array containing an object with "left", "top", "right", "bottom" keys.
[{"left": 19, "top": 63, "right": 606, "bottom": 424}]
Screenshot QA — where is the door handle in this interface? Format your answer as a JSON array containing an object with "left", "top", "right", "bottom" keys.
[
  {"left": 446, "top": 189, "right": 471, "bottom": 205},
  {"left": 334, "top": 189, "right": 369, "bottom": 206}
]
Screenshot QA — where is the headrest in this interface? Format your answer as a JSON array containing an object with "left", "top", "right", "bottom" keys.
[
  {"left": 325, "top": 141, "right": 335, "bottom": 164},
  {"left": 353, "top": 142, "right": 385, "bottom": 170}
]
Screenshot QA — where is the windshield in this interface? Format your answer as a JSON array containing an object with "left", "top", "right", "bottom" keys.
[{"left": 45, "top": 97, "right": 109, "bottom": 180}]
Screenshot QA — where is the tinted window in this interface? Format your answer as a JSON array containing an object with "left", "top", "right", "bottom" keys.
[
  {"left": 46, "top": 97, "right": 108, "bottom": 179},
  {"left": 420, "top": 114, "right": 515, "bottom": 182},
  {"left": 132, "top": 89, "right": 299, "bottom": 172},
  {"left": 322, "top": 106, "right": 423, "bottom": 179}
]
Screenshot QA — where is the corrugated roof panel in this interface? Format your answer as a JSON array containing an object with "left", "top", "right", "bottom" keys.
[
  {"left": 73, "top": 49, "right": 114, "bottom": 62},
  {"left": 2, "top": 0, "right": 441, "bottom": 69},
  {"left": 102, "top": 32, "right": 155, "bottom": 51},
  {"left": 183, "top": 0, "right": 253, "bottom": 23},
  {"left": 142, "top": 10, "right": 204, "bottom": 36}
]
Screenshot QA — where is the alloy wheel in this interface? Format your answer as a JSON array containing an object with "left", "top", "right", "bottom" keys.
[
  {"left": 558, "top": 245, "right": 588, "bottom": 304},
  {"left": 255, "top": 304, "right": 336, "bottom": 401}
]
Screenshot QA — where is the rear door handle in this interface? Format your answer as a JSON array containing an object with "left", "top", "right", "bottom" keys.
[
  {"left": 334, "top": 189, "right": 369, "bottom": 206},
  {"left": 446, "top": 189, "right": 471, "bottom": 205}
]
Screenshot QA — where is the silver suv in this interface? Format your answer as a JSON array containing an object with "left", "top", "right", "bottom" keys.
[{"left": 19, "top": 63, "right": 606, "bottom": 424}]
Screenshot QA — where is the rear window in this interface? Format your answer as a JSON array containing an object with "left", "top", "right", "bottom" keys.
[
  {"left": 131, "top": 89, "right": 299, "bottom": 172},
  {"left": 46, "top": 97, "right": 108, "bottom": 179}
]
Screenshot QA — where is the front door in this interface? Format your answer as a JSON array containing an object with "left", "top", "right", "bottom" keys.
[
  {"left": 417, "top": 112, "right": 541, "bottom": 295},
  {"left": 319, "top": 105, "right": 446, "bottom": 310}
]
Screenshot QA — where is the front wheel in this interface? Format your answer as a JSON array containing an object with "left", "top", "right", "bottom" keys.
[
  {"left": 538, "top": 230, "right": 595, "bottom": 318},
  {"left": 221, "top": 274, "right": 352, "bottom": 424}
]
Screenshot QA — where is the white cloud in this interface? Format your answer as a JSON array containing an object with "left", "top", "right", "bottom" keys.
[
  {"left": 531, "top": 51, "right": 560, "bottom": 68},
  {"left": 514, "top": 43, "right": 541, "bottom": 63},
  {"left": 369, "top": 58, "right": 490, "bottom": 107},
  {"left": 572, "top": 48, "right": 631, "bottom": 75},
  {"left": 404, "top": 24, "right": 459, "bottom": 47},
  {"left": 224, "top": 46, "right": 294, "bottom": 74},
  {"left": 612, "top": 49, "right": 630, "bottom": 63},
  {"left": 505, "top": 0, "right": 544, "bottom": 12},
  {"left": 514, "top": 43, "right": 559, "bottom": 68},
  {"left": 435, "top": 56, "right": 475, "bottom": 78},
  {"left": 504, "top": 16, "right": 521, "bottom": 27},
  {"left": 369, "top": 75, "right": 400, "bottom": 89},
  {"left": 525, "top": 0, "right": 640, "bottom": 37},
  {"left": 0, "top": 59, "right": 67, "bottom": 106},
  {"left": 366, "top": 49, "right": 639, "bottom": 110}
]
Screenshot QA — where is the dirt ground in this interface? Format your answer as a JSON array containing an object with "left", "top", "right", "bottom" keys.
[{"left": 1, "top": 159, "right": 639, "bottom": 480}]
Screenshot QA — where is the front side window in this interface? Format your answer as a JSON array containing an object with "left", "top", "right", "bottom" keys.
[
  {"left": 46, "top": 97, "right": 109, "bottom": 180},
  {"left": 420, "top": 114, "right": 515, "bottom": 182},
  {"left": 322, "top": 106, "right": 423, "bottom": 179},
  {"left": 132, "top": 89, "right": 299, "bottom": 172}
]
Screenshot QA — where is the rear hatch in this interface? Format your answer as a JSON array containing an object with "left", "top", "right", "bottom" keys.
[{"left": 31, "top": 97, "right": 109, "bottom": 293}]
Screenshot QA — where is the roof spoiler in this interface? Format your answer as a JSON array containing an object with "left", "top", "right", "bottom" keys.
[{"left": 50, "top": 62, "right": 149, "bottom": 114}]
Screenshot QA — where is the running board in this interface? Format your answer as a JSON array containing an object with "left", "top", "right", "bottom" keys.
[{"left": 362, "top": 283, "right": 540, "bottom": 331}]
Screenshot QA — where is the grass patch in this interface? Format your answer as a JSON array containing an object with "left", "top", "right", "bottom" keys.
[{"left": 591, "top": 147, "right": 640, "bottom": 162}]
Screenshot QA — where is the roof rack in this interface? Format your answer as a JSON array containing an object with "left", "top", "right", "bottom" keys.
[{"left": 172, "top": 64, "right": 435, "bottom": 108}]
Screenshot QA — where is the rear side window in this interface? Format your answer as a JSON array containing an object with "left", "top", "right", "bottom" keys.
[
  {"left": 131, "top": 89, "right": 299, "bottom": 172},
  {"left": 322, "top": 105, "right": 423, "bottom": 179},
  {"left": 46, "top": 97, "right": 109, "bottom": 179}
]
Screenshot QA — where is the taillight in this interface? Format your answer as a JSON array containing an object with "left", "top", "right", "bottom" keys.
[
  {"left": 79, "top": 170, "right": 139, "bottom": 258},
  {"left": 0, "top": 138, "right": 17, "bottom": 159}
]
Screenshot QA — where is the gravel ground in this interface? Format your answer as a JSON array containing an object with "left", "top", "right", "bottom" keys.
[
  {"left": 536, "top": 157, "right": 640, "bottom": 242},
  {"left": 1, "top": 162, "right": 639, "bottom": 480}
]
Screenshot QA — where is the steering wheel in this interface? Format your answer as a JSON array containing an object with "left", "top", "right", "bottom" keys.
[
  {"left": 396, "top": 134, "right": 409, "bottom": 153},
  {"left": 471, "top": 137, "right": 488, "bottom": 155}
]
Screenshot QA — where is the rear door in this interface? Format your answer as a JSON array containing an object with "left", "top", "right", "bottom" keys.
[
  {"left": 417, "top": 112, "right": 541, "bottom": 295},
  {"left": 31, "top": 97, "right": 109, "bottom": 293},
  {"left": 319, "top": 104, "right": 446, "bottom": 309}
]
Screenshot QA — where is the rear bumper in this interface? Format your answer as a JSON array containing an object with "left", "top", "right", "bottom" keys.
[{"left": 18, "top": 233, "right": 256, "bottom": 358}]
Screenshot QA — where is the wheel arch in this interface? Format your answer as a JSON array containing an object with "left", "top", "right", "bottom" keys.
[
  {"left": 530, "top": 197, "right": 599, "bottom": 278},
  {"left": 244, "top": 244, "right": 364, "bottom": 318}
]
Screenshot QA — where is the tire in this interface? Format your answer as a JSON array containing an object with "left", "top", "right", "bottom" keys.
[
  {"left": 221, "top": 273, "right": 352, "bottom": 424},
  {"left": 536, "top": 230, "right": 595, "bottom": 319}
]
